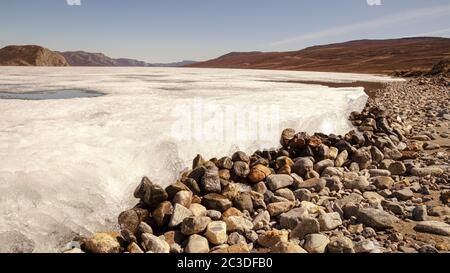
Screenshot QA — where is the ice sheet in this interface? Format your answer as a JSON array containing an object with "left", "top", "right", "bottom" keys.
[{"left": 0, "top": 67, "right": 402, "bottom": 252}]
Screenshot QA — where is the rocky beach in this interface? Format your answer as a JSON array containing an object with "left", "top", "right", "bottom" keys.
[{"left": 68, "top": 71, "right": 450, "bottom": 254}]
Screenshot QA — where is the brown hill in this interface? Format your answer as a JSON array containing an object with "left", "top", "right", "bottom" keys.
[
  {"left": 188, "top": 37, "right": 450, "bottom": 75},
  {"left": 0, "top": 45, "right": 69, "bottom": 66}
]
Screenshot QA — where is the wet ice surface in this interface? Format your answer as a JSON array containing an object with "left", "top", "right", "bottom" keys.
[
  {"left": 0, "top": 89, "right": 104, "bottom": 100},
  {"left": 0, "top": 67, "right": 402, "bottom": 252}
]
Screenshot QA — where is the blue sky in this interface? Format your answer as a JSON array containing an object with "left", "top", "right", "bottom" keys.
[{"left": 0, "top": 0, "right": 449, "bottom": 62}]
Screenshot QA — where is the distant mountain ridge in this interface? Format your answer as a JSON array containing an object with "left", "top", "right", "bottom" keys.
[
  {"left": 188, "top": 37, "right": 450, "bottom": 75},
  {"left": 150, "top": 60, "right": 198, "bottom": 67},
  {"left": 59, "top": 51, "right": 117, "bottom": 66},
  {"left": 2, "top": 38, "right": 449, "bottom": 73},
  {"left": 60, "top": 51, "right": 196, "bottom": 67},
  {"left": 0, "top": 45, "right": 69, "bottom": 66},
  {"left": 0, "top": 45, "right": 196, "bottom": 67}
]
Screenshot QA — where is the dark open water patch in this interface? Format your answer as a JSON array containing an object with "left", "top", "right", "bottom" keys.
[{"left": 0, "top": 90, "right": 105, "bottom": 100}]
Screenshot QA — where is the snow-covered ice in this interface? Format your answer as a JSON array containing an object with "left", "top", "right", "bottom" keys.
[{"left": 0, "top": 67, "right": 402, "bottom": 252}]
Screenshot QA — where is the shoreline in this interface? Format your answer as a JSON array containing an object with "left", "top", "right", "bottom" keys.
[
  {"left": 261, "top": 80, "right": 388, "bottom": 98},
  {"left": 69, "top": 76, "right": 450, "bottom": 254}
]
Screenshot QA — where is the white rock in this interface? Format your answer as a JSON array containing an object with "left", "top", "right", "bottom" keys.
[{"left": 205, "top": 221, "right": 228, "bottom": 245}]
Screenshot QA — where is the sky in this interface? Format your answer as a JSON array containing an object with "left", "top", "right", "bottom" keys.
[{"left": 0, "top": 0, "right": 449, "bottom": 63}]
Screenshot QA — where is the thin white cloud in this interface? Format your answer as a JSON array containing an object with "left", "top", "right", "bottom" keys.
[
  {"left": 413, "top": 27, "right": 450, "bottom": 37},
  {"left": 272, "top": 4, "right": 450, "bottom": 46}
]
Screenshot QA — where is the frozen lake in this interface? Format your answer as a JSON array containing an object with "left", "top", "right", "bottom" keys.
[{"left": 0, "top": 67, "right": 402, "bottom": 252}]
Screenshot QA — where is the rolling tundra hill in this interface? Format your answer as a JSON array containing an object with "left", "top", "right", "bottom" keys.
[{"left": 188, "top": 37, "right": 450, "bottom": 75}]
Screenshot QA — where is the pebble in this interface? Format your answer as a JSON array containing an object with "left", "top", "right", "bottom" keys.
[
  {"left": 232, "top": 151, "right": 250, "bottom": 163},
  {"left": 257, "top": 230, "right": 289, "bottom": 248},
  {"left": 202, "top": 193, "right": 232, "bottom": 212},
  {"left": 173, "top": 190, "right": 193, "bottom": 208},
  {"left": 166, "top": 182, "right": 191, "bottom": 200},
  {"left": 248, "top": 164, "right": 272, "bottom": 183},
  {"left": 369, "top": 169, "right": 392, "bottom": 177},
  {"left": 394, "top": 188, "right": 414, "bottom": 201},
  {"left": 271, "top": 242, "right": 307, "bottom": 253},
  {"left": 414, "top": 221, "right": 450, "bottom": 236},
  {"left": 357, "top": 208, "right": 398, "bottom": 230},
  {"left": 217, "top": 157, "right": 233, "bottom": 169},
  {"left": 297, "top": 178, "right": 326, "bottom": 191},
  {"left": 233, "top": 192, "right": 254, "bottom": 213},
  {"left": 85, "top": 233, "right": 121, "bottom": 254},
  {"left": 181, "top": 216, "right": 211, "bottom": 235},
  {"left": 267, "top": 201, "right": 295, "bottom": 216},
  {"left": 134, "top": 177, "right": 168, "bottom": 208},
  {"left": 169, "top": 203, "right": 192, "bottom": 228},
  {"left": 290, "top": 217, "right": 320, "bottom": 239},
  {"left": 388, "top": 162, "right": 407, "bottom": 175},
  {"left": 279, "top": 208, "right": 309, "bottom": 230},
  {"left": 224, "top": 216, "right": 254, "bottom": 233},
  {"left": 118, "top": 209, "right": 140, "bottom": 233},
  {"left": 253, "top": 210, "right": 271, "bottom": 230},
  {"left": 205, "top": 221, "right": 228, "bottom": 245},
  {"left": 303, "top": 234, "right": 330, "bottom": 253},
  {"left": 206, "top": 210, "right": 222, "bottom": 220},
  {"left": 327, "top": 236, "right": 355, "bottom": 253},
  {"left": 211, "top": 243, "right": 250, "bottom": 253},
  {"left": 185, "top": 235, "right": 210, "bottom": 253},
  {"left": 371, "top": 176, "right": 394, "bottom": 190},
  {"left": 231, "top": 161, "right": 250, "bottom": 179},
  {"left": 292, "top": 158, "right": 314, "bottom": 176},
  {"left": 189, "top": 203, "right": 207, "bottom": 217},
  {"left": 227, "top": 232, "right": 246, "bottom": 245},
  {"left": 335, "top": 150, "right": 348, "bottom": 167},
  {"left": 318, "top": 212, "right": 343, "bottom": 231},
  {"left": 153, "top": 202, "right": 174, "bottom": 227},
  {"left": 266, "top": 174, "right": 294, "bottom": 191},
  {"left": 412, "top": 205, "right": 428, "bottom": 221},
  {"left": 141, "top": 233, "right": 170, "bottom": 253},
  {"left": 201, "top": 167, "right": 222, "bottom": 193},
  {"left": 354, "top": 240, "right": 382, "bottom": 253},
  {"left": 313, "top": 159, "right": 334, "bottom": 174},
  {"left": 344, "top": 176, "right": 369, "bottom": 191},
  {"left": 410, "top": 167, "right": 444, "bottom": 177}
]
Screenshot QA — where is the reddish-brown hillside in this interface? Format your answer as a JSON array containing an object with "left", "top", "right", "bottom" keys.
[{"left": 188, "top": 37, "right": 450, "bottom": 75}]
